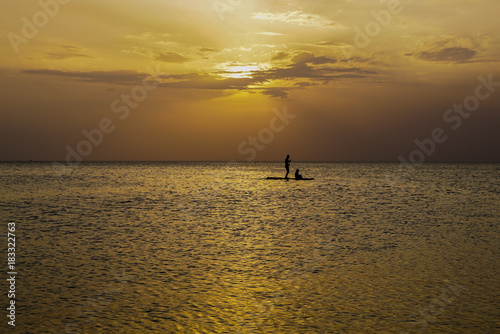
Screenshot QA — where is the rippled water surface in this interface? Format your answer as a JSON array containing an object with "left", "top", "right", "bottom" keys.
[{"left": 1, "top": 162, "right": 499, "bottom": 333}]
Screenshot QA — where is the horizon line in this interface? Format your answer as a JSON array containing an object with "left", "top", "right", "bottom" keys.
[{"left": 1, "top": 160, "right": 499, "bottom": 164}]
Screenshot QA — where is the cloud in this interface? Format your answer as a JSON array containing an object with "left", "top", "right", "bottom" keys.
[
  {"left": 23, "top": 50, "right": 376, "bottom": 98},
  {"left": 254, "top": 52, "right": 376, "bottom": 83},
  {"left": 159, "top": 74, "right": 258, "bottom": 90},
  {"left": 23, "top": 69, "right": 148, "bottom": 85},
  {"left": 156, "top": 52, "right": 191, "bottom": 63},
  {"left": 198, "top": 47, "right": 221, "bottom": 52},
  {"left": 314, "top": 41, "right": 340, "bottom": 46},
  {"left": 295, "top": 81, "right": 315, "bottom": 87},
  {"left": 271, "top": 51, "right": 289, "bottom": 61},
  {"left": 292, "top": 52, "right": 336, "bottom": 65},
  {"left": 243, "top": 60, "right": 375, "bottom": 100},
  {"left": 261, "top": 87, "right": 288, "bottom": 98},
  {"left": 46, "top": 45, "right": 93, "bottom": 60},
  {"left": 406, "top": 37, "right": 483, "bottom": 63},
  {"left": 22, "top": 68, "right": 257, "bottom": 90},
  {"left": 157, "top": 52, "right": 374, "bottom": 94},
  {"left": 410, "top": 47, "right": 477, "bottom": 63},
  {"left": 46, "top": 51, "right": 92, "bottom": 60},
  {"left": 255, "top": 32, "right": 283, "bottom": 36},
  {"left": 252, "top": 11, "right": 337, "bottom": 27},
  {"left": 121, "top": 47, "right": 188, "bottom": 64}
]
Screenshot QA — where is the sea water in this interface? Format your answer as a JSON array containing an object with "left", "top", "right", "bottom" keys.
[{"left": 0, "top": 162, "right": 498, "bottom": 333}]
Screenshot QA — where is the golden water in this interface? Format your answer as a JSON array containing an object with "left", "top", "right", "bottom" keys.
[{"left": 1, "top": 162, "right": 498, "bottom": 333}]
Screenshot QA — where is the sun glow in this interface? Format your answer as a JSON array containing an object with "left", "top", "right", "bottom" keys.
[{"left": 216, "top": 63, "right": 270, "bottom": 79}]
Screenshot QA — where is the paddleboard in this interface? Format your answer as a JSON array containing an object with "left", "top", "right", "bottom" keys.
[{"left": 266, "top": 177, "right": 314, "bottom": 180}]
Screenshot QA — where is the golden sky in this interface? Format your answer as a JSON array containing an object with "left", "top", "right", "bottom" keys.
[{"left": 1, "top": 0, "right": 499, "bottom": 162}]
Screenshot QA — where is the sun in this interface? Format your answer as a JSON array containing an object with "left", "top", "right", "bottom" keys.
[{"left": 216, "top": 63, "right": 270, "bottom": 79}]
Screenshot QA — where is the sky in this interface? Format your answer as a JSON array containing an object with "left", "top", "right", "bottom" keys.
[{"left": 1, "top": 0, "right": 499, "bottom": 162}]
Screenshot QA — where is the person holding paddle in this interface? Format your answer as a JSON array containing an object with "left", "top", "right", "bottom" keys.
[{"left": 285, "top": 154, "right": 291, "bottom": 179}]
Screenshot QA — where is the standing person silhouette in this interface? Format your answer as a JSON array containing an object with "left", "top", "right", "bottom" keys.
[{"left": 285, "top": 154, "right": 291, "bottom": 179}]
